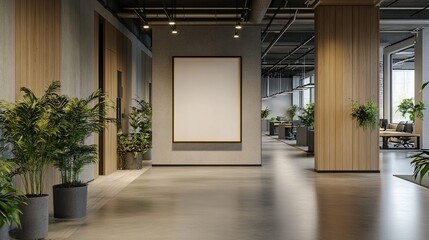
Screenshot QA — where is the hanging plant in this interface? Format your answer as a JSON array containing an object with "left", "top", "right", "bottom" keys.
[{"left": 350, "top": 100, "right": 378, "bottom": 130}]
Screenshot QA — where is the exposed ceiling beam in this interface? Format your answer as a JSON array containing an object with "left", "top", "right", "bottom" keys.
[
  {"left": 264, "top": 36, "right": 314, "bottom": 74},
  {"left": 249, "top": 0, "right": 273, "bottom": 24},
  {"left": 262, "top": 11, "right": 297, "bottom": 58}
]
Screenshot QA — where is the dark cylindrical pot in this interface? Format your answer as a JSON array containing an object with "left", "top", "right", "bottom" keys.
[
  {"left": 15, "top": 195, "right": 48, "bottom": 240},
  {"left": 0, "top": 224, "right": 9, "bottom": 240},
  {"left": 53, "top": 185, "right": 88, "bottom": 219},
  {"left": 143, "top": 149, "right": 152, "bottom": 160},
  {"left": 124, "top": 152, "right": 142, "bottom": 169}
]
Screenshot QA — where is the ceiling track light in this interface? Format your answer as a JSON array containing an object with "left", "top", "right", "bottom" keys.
[
  {"left": 169, "top": 21, "right": 176, "bottom": 25},
  {"left": 172, "top": 26, "right": 178, "bottom": 34},
  {"left": 234, "top": 31, "right": 239, "bottom": 39},
  {"left": 235, "top": 23, "right": 242, "bottom": 29}
]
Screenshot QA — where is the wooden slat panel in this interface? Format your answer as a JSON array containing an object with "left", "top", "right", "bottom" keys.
[
  {"left": 315, "top": 5, "right": 379, "bottom": 171},
  {"left": 103, "top": 21, "right": 118, "bottom": 175},
  {"left": 15, "top": 0, "right": 61, "bottom": 202}
]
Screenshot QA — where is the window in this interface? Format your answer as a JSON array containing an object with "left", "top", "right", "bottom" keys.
[
  {"left": 302, "top": 77, "right": 311, "bottom": 107},
  {"left": 391, "top": 70, "right": 414, "bottom": 123}
]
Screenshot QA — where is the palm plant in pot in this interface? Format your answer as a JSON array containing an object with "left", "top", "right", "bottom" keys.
[
  {"left": 0, "top": 82, "right": 62, "bottom": 239},
  {"left": 0, "top": 159, "right": 26, "bottom": 239},
  {"left": 118, "top": 99, "right": 152, "bottom": 169},
  {"left": 51, "top": 89, "right": 111, "bottom": 219},
  {"left": 298, "top": 103, "right": 315, "bottom": 150}
]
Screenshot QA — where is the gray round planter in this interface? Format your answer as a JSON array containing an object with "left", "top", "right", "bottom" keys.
[
  {"left": 53, "top": 184, "right": 88, "bottom": 219},
  {"left": 0, "top": 224, "right": 9, "bottom": 240},
  {"left": 15, "top": 195, "right": 48, "bottom": 240},
  {"left": 143, "top": 149, "right": 152, "bottom": 160},
  {"left": 124, "top": 152, "right": 142, "bottom": 169}
]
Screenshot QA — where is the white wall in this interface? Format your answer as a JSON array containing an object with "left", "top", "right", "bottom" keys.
[
  {"left": 0, "top": 0, "right": 15, "bottom": 102},
  {"left": 152, "top": 26, "right": 261, "bottom": 165},
  {"left": 262, "top": 95, "right": 293, "bottom": 119}
]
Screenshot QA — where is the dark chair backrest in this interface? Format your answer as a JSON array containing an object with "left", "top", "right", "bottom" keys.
[
  {"left": 292, "top": 120, "right": 301, "bottom": 126},
  {"left": 396, "top": 121, "right": 406, "bottom": 132},
  {"left": 403, "top": 121, "right": 413, "bottom": 133},
  {"left": 379, "top": 119, "right": 388, "bottom": 130}
]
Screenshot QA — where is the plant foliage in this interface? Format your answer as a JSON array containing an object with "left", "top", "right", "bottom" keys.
[
  {"left": 261, "top": 107, "right": 270, "bottom": 119},
  {"left": 0, "top": 82, "right": 62, "bottom": 195},
  {"left": 118, "top": 99, "right": 152, "bottom": 164},
  {"left": 409, "top": 151, "right": 429, "bottom": 184},
  {"left": 52, "top": 89, "right": 112, "bottom": 187},
  {"left": 285, "top": 105, "right": 299, "bottom": 122},
  {"left": 299, "top": 103, "right": 315, "bottom": 127},
  {"left": 350, "top": 100, "right": 378, "bottom": 130},
  {"left": 397, "top": 98, "right": 425, "bottom": 121},
  {"left": 0, "top": 160, "right": 26, "bottom": 228}
]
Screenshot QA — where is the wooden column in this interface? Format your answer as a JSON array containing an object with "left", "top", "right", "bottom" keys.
[{"left": 315, "top": 5, "right": 379, "bottom": 171}]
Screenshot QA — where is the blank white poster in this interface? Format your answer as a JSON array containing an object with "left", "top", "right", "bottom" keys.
[{"left": 173, "top": 57, "right": 241, "bottom": 142}]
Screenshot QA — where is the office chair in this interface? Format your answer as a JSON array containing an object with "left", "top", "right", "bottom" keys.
[
  {"left": 379, "top": 119, "right": 388, "bottom": 131},
  {"left": 394, "top": 121, "right": 414, "bottom": 148}
]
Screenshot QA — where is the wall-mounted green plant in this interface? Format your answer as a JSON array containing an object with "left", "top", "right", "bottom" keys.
[
  {"left": 350, "top": 100, "right": 378, "bottom": 130},
  {"left": 397, "top": 98, "right": 425, "bottom": 121},
  {"left": 261, "top": 107, "right": 270, "bottom": 119},
  {"left": 285, "top": 105, "right": 298, "bottom": 122},
  {"left": 299, "top": 103, "right": 315, "bottom": 128}
]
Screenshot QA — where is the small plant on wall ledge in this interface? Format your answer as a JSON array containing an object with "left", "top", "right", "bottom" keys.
[
  {"left": 397, "top": 98, "right": 425, "bottom": 121},
  {"left": 350, "top": 100, "right": 378, "bottom": 130}
]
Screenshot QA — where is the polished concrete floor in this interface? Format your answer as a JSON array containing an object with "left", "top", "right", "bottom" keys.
[{"left": 66, "top": 136, "right": 429, "bottom": 240}]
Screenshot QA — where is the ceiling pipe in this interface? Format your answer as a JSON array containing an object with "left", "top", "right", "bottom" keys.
[
  {"left": 393, "top": 56, "right": 415, "bottom": 66},
  {"left": 248, "top": 0, "right": 273, "bottom": 24},
  {"left": 262, "top": 1, "right": 287, "bottom": 42},
  {"left": 264, "top": 35, "right": 314, "bottom": 74},
  {"left": 262, "top": 10, "right": 298, "bottom": 59}
]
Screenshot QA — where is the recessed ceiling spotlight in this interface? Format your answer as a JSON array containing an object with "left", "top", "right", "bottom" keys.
[
  {"left": 235, "top": 23, "right": 242, "bottom": 29},
  {"left": 143, "top": 24, "right": 150, "bottom": 29},
  {"left": 172, "top": 27, "right": 178, "bottom": 34},
  {"left": 234, "top": 33, "right": 239, "bottom": 38},
  {"left": 169, "top": 21, "right": 176, "bottom": 25}
]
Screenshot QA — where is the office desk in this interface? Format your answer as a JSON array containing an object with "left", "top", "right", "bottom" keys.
[{"left": 379, "top": 131, "right": 420, "bottom": 149}]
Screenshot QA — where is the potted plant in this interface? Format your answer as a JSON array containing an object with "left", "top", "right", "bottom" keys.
[
  {"left": 0, "top": 82, "right": 62, "bottom": 239},
  {"left": 261, "top": 107, "right": 270, "bottom": 119},
  {"left": 285, "top": 105, "right": 298, "bottom": 122},
  {"left": 397, "top": 98, "right": 425, "bottom": 121},
  {"left": 261, "top": 107, "right": 270, "bottom": 132},
  {"left": 118, "top": 99, "right": 152, "bottom": 169},
  {"left": 409, "top": 151, "right": 429, "bottom": 184},
  {"left": 298, "top": 103, "right": 315, "bottom": 150},
  {"left": 350, "top": 100, "right": 378, "bottom": 130},
  {"left": 0, "top": 160, "right": 26, "bottom": 239},
  {"left": 51, "top": 89, "right": 111, "bottom": 219}
]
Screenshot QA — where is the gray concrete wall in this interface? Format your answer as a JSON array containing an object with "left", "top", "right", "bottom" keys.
[
  {"left": 0, "top": 0, "right": 15, "bottom": 102},
  {"left": 60, "top": 0, "right": 152, "bottom": 180},
  {"left": 152, "top": 26, "right": 261, "bottom": 165}
]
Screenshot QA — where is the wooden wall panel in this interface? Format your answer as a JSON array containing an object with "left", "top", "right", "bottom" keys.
[
  {"left": 315, "top": 6, "right": 379, "bottom": 171},
  {"left": 101, "top": 21, "right": 131, "bottom": 175},
  {"left": 15, "top": 0, "right": 61, "bottom": 197},
  {"left": 103, "top": 21, "right": 118, "bottom": 175}
]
